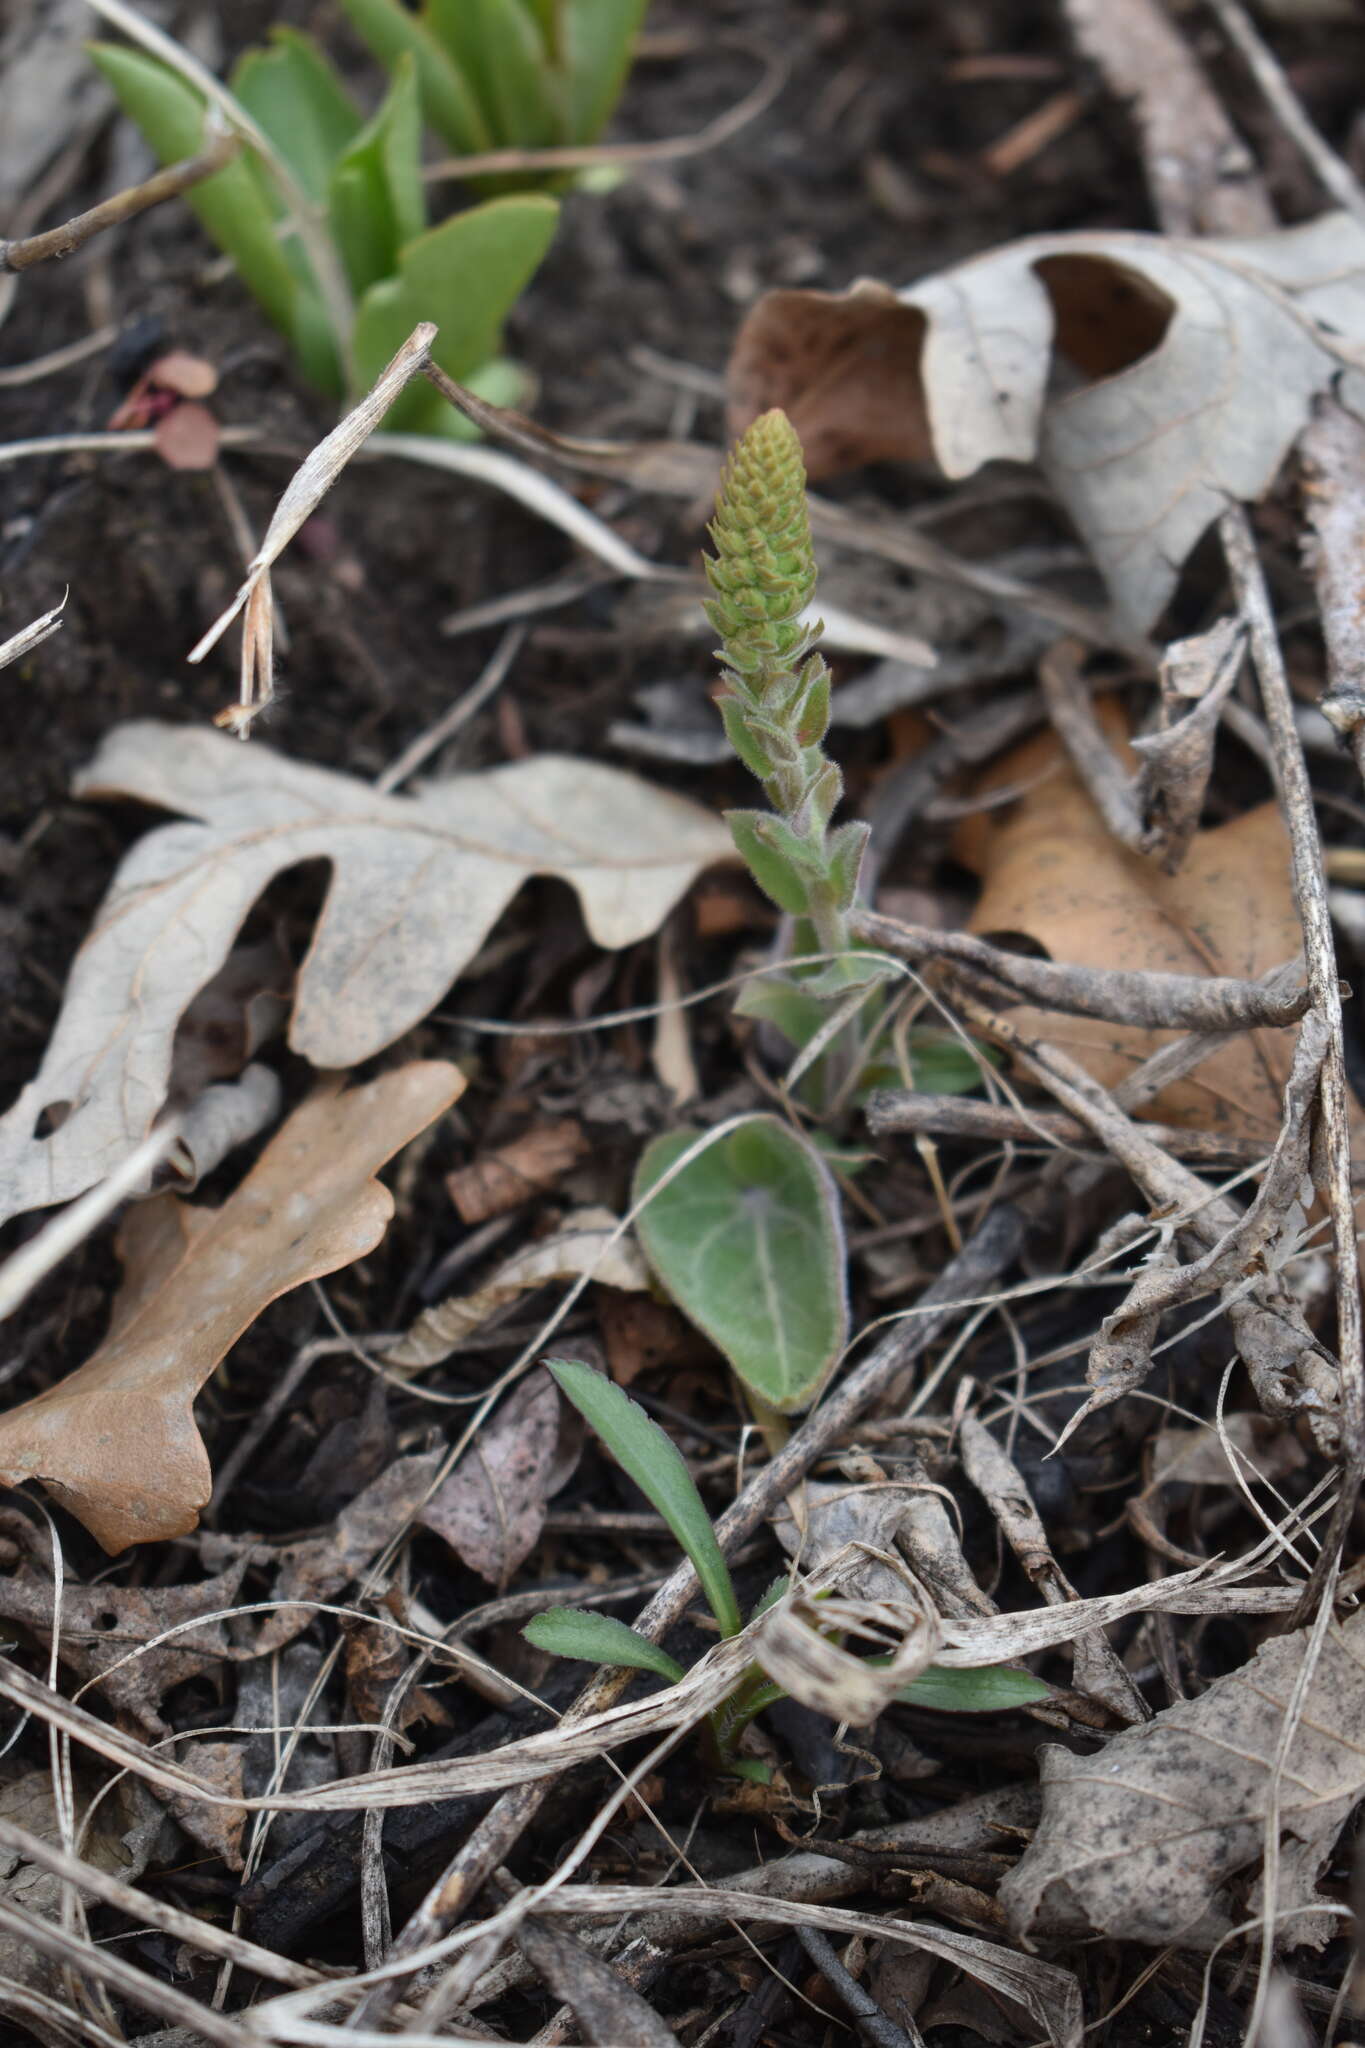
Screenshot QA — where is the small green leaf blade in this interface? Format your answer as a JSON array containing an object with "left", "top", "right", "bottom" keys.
[
  {"left": 88, "top": 44, "right": 298, "bottom": 341},
  {"left": 524, "top": 1607, "right": 685, "bottom": 1682},
  {"left": 461, "top": 0, "right": 564, "bottom": 147},
  {"left": 898, "top": 1663, "right": 1053, "bottom": 1713},
  {"left": 328, "top": 54, "right": 424, "bottom": 295},
  {"left": 231, "top": 29, "right": 362, "bottom": 200},
  {"left": 634, "top": 1115, "right": 848, "bottom": 1414},
  {"left": 350, "top": 192, "right": 558, "bottom": 424},
  {"left": 546, "top": 1358, "right": 741, "bottom": 1639},
  {"left": 338, "top": 0, "right": 493, "bottom": 152},
  {"left": 559, "top": 0, "right": 650, "bottom": 141}
]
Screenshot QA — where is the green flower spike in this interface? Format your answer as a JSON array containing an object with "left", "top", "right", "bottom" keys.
[{"left": 704, "top": 410, "right": 868, "bottom": 960}]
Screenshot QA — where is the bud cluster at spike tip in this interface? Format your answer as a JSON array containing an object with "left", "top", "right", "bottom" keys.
[{"left": 704, "top": 409, "right": 821, "bottom": 677}]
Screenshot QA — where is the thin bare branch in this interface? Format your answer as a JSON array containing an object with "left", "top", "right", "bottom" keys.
[{"left": 1, "top": 126, "right": 240, "bottom": 272}]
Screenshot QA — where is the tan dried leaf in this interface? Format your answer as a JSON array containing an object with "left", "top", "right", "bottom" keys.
[
  {"left": 388, "top": 1207, "right": 648, "bottom": 1371},
  {"left": 728, "top": 211, "right": 1365, "bottom": 627},
  {"left": 0, "top": 1063, "right": 462, "bottom": 1552},
  {"left": 1000, "top": 1610, "right": 1365, "bottom": 1948},
  {"left": 0, "top": 723, "right": 732, "bottom": 1225},
  {"left": 446, "top": 1119, "right": 589, "bottom": 1225},
  {"left": 955, "top": 705, "right": 1301, "bottom": 1140}
]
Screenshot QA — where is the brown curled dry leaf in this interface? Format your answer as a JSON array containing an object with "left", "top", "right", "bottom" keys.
[
  {"left": 953, "top": 701, "right": 1302, "bottom": 1142},
  {"left": 0, "top": 722, "right": 732, "bottom": 1227},
  {"left": 0, "top": 1061, "right": 463, "bottom": 1552},
  {"left": 727, "top": 211, "right": 1365, "bottom": 628},
  {"left": 418, "top": 1366, "right": 581, "bottom": 1587},
  {"left": 445, "top": 1118, "right": 590, "bottom": 1225},
  {"left": 1000, "top": 1609, "right": 1365, "bottom": 1950}
]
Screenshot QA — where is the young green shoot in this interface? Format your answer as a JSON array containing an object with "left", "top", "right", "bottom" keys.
[
  {"left": 704, "top": 409, "right": 869, "bottom": 978},
  {"left": 527, "top": 1359, "right": 1054, "bottom": 1776}
]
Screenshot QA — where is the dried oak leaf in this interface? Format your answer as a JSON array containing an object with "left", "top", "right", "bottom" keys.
[
  {"left": 0, "top": 1063, "right": 462, "bottom": 1553},
  {"left": 728, "top": 211, "right": 1365, "bottom": 628},
  {"left": 0, "top": 722, "right": 732, "bottom": 1226},
  {"left": 955, "top": 705, "right": 1301, "bottom": 1142},
  {"left": 1000, "top": 1610, "right": 1365, "bottom": 1949}
]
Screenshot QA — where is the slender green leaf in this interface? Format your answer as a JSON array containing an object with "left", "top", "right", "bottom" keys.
[
  {"left": 351, "top": 192, "right": 557, "bottom": 426},
  {"left": 748, "top": 1575, "right": 789, "bottom": 1624},
  {"left": 898, "top": 1664, "right": 1054, "bottom": 1713},
  {"left": 559, "top": 0, "right": 649, "bottom": 141},
  {"left": 230, "top": 29, "right": 362, "bottom": 200},
  {"left": 88, "top": 44, "right": 298, "bottom": 341},
  {"left": 524, "top": 1607, "right": 685, "bottom": 1682},
  {"left": 633, "top": 1116, "right": 848, "bottom": 1413},
  {"left": 338, "top": 0, "right": 493, "bottom": 153},
  {"left": 329, "top": 55, "right": 424, "bottom": 295},
  {"left": 547, "top": 1359, "right": 741, "bottom": 1639}
]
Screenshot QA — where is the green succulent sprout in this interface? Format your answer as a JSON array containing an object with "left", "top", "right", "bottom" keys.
[
  {"left": 340, "top": 0, "right": 652, "bottom": 175},
  {"left": 704, "top": 409, "right": 870, "bottom": 971},
  {"left": 89, "top": 28, "right": 564, "bottom": 424}
]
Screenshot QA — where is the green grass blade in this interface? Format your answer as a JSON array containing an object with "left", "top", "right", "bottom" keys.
[
  {"left": 634, "top": 1115, "right": 849, "bottom": 1414},
  {"left": 524, "top": 1608, "right": 685, "bottom": 1682},
  {"left": 339, "top": 0, "right": 493, "bottom": 153},
  {"left": 547, "top": 1359, "right": 741, "bottom": 1639},
  {"left": 898, "top": 1664, "right": 1054, "bottom": 1713}
]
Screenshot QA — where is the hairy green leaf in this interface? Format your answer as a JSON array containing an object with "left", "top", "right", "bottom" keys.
[
  {"left": 546, "top": 1359, "right": 741, "bottom": 1638},
  {"left": 633, "top": 1115, "right": 848, "bottom": 1413},
  {"left": 726, "top": 811, "right": 809, "bottom": 914},
  {"left": 899, "top": 1663, "right": 1053, "bottom": 1713},
  {"left": 338, "top": 0, "right": 492, "bottom": 153},
  {"left": 351, "top": 192, "right": 557, "bottom": 427},
  {"left": 524, "top": 1607, "right": 685, "bottom": 1682}
]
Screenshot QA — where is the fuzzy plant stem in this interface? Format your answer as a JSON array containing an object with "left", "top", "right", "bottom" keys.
[{"left": 704, "top": 409, "right": 869, "bottom": 967}]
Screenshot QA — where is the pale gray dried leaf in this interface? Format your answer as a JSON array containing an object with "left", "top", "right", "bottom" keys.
[
  {"left": 1000, "top": 1610, "right": 1365, "bottom": 1948},
  {"left": 729, "top": 211, "right": 1365, "bottom": 628},
  {"left": 419, "top": 1368, "right": 576, "bottom": 1586},
  {"left": 387, "top": 1208, "right": 647, "bottom": 1371},
  {"left": 0, "top": 1764, "right": 152, "bottom": 2015},
  {"left": 0, "top": 723, "right": 732, "bottom": 1225}
]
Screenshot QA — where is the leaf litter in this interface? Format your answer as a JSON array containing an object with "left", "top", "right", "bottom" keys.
[{"left": 8, "top": 6, "right": 1365, "bottom": 2046}]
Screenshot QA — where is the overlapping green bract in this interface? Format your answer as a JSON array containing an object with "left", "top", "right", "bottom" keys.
[{"left": 90, "top": 31, "right": 559, "bottom": 418}]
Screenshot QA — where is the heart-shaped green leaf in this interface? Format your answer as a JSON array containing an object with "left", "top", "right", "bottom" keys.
[
  {"left": 633, "top": 1115, "right": 848, "bottom": 1414},
  {"left": 523, "top": 1607, "right": 685, "bottom": 1682}
]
